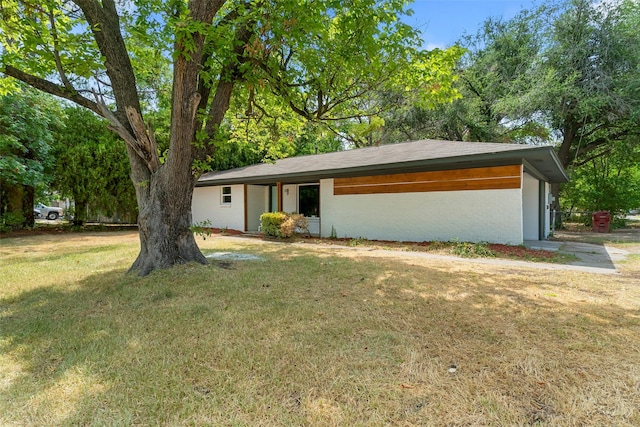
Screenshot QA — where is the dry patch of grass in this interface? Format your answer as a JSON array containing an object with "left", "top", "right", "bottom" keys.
[{"left": 1, "top": 232, "right": 639, "bottom": 426}]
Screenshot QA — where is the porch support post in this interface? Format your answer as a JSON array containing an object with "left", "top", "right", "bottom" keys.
[
  {"left": 243, "top": 184, "right": 248, "bottom": 232},
  {"left": 539, "top": 180, "right": 546, "bottom": 240},
  {"left": 277, "top": 182, "right": 283, "bottom": 211}
]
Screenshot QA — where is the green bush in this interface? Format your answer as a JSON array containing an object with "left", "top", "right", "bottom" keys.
[
  {"left": 260, "top": 212, "right": 288, "bottom": 237},
  {"left": 260, "top": 212, "right": 309, "bottom": 238},
  {"left": 190, "top": 220, "right": 212, "bottom": 240},
  {"left": 0, "top": 212, "right": 24, "bottom": 232}
]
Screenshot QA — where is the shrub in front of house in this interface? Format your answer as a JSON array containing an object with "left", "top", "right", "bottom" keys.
[
  {"left": 260, "top": 212, "right": 309, "bottom": 238},
  {"left": 281, "top": 213, "right": 308, "bottom": 237},
  {"left": 260, "top": 212, "right": 287, "bottom": 237}
]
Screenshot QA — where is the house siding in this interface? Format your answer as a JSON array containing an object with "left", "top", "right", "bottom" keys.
[
  {"left": 282, "top": 184, "right": 297, "bottom": 212},
  {"left": 522, "top": 172, "right": 540, "bottom": 240},
  {"left": 320, "top": 178, "right": 523, "bottom": 244},
  {"left": 246, "top": 185, "right": 268, "bottom": 232},
  {"left": 192, "top": 185, "right": 245, "bottom": 231}
]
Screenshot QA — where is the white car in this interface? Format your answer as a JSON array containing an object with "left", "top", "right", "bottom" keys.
[{"left": 35, "top": 203, "right": 64, "bottom": 220}]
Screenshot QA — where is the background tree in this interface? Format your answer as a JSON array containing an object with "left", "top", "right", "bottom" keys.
[
  {"left": 383, "top": 0, "right": 640, "bottom": 217},
  {"left": 51, "top": 107, "right": 137, "bottom": 225},
  {"left": 1, "top": 0, "right": 461, "bottom": 274},
  {"left": 0, "top": 88, "right": 60, "bottom": 230},
  {"left": 561, "top": 139, "right": 640, "bottom": 218},
  {"left": 208, "top": 43, "right": 463, "bottom": 164},
  {"left": 535, "top": 0, "right": 640, "bottom": 212},
  {"left": 382, "top": 9, "right": 550, "bottom": 145}
]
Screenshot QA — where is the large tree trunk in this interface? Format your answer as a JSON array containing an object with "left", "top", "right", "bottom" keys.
[
  {"left": 22, "top": 185, "right": 35, "bottom": 228},
  {"left": 123, "top": 2, "right": 245, "bottom": 276},
  {"left": 73, "top": 0, "right": 215, "bottom": 276},
  {"left": 550, "top": 121, "right": 577, "bottom": 226},
  {"left": 73, "top": 195, "right": 87, "bottom": 226},
  {"left": 129, "top": 172, "right": 206, "bottom": 276},
  {"left": 126, "top": 112, "right": 209, "bottom": 275}
]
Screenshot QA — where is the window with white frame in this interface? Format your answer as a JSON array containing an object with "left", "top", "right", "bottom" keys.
[{"left": 221, "top": 186, "right": 232, "bottom": 205}]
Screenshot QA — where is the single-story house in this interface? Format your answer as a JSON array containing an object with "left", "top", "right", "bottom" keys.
[{"left": 193, "top": 139, "right": 569, "bottom": 244}]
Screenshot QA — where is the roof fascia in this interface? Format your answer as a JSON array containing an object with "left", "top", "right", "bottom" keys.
[
  {"left": 196, "top": 146, "right": 569, "bottom": 187},
  {"left": 522, "top": 159, "right": 547, "bottom": 182}
]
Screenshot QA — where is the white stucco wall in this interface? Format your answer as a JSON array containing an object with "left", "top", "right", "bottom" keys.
[
  {"left": 282, "top": 184, "right": 297, "bottom": 212},
  {"left": 522, "top": 173, "right": 540, "bottom": 240},
  {"left": 306, "top": 217, "right": 320, "bottom": 236},
  {"left": 192, "top": 185, "right": 245, "bottom": 231},
  {"left": 246, "top": 185, "right": 268, "bottom": 232},
  {"left": 319, "top": 178, "right": 523, "bottom": 244}
]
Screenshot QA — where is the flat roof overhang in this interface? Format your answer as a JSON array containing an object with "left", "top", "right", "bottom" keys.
[{"left": 196, "top": 145, "right": 568, "bottom": 187}]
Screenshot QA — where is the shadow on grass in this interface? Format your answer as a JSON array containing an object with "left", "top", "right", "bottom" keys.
[
  {"left": 2, "top": 244, "right": 128, "bottom": 267},
  {"left": 2, "top": 246, "right": 640, "bottom": 425}
]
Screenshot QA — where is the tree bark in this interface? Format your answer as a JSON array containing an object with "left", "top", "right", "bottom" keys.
[
  {"left": 73, "top": 195, "right": 87, "bottom": 226},
  {"left": 550, "top": 121, "right": 577, "bottom": 225},
  {"left": 129, "top": 169, "right": 206, "bottom": 276},
  {"left": 22, "top": 185, "right": 35, "bottom": 228}
]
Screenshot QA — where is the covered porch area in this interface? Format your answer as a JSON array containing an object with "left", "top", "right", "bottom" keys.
[{"left": 245, "top": 182, "right": 321, "bottom": 235}]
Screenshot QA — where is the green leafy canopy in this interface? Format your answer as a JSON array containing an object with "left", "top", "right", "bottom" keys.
[{"left": 1, "top": 0, "right": 463, "bottom": 165}]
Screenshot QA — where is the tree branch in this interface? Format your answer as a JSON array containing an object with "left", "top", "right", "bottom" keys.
[
  {"left": 577, "top": 129, "right": 629, "bottom": 158},
  {"left": 47, "top": 7, "right": 74, "bottom": 92},
  {"left": 73, "top": 0, "right": 142, "bottom": 123},
  {"left": 196, "top": 6, "right": 240, "bottom": 122},
  {"left": 574, "top": 147, "right": 612, "bottom": 167},
  {"left": 201, "top": 2, "right": 255, "bottom": 151},
  {"left": 577, "top": 121, "right": 609, "bottom": 140},
  {"left": 125, "top": 106, "right": 161, "bottom": 173},
  {"left": 3, "top": 65, "right": 101, "bottom": 115}
]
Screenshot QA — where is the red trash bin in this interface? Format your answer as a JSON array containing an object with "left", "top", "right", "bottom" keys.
[{"left": 592, "top": 211, "right": 610, "bottom": 233}]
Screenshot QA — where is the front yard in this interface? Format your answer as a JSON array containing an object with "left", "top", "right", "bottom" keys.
[{"left": 1, "top": 231, "right": 639, "bottom": 425}]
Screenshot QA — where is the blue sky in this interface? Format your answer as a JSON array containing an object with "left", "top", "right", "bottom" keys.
[{"left": 404, "top": 0, "right": 539, "bottom": 49}]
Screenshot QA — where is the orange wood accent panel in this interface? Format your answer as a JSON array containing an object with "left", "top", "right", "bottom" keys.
[{"left": 334, "top": 165, "right": 522, "bottom": 195}]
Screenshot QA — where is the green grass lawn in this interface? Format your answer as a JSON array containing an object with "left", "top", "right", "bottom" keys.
[{"left": 1, "top": 231, "right": 640, "bottom": 426}]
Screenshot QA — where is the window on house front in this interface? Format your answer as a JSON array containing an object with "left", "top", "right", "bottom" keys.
[
  {"left": 298, "top": 184, "right": 319, "bottom": 217},
  {"left": 221, "top": 186, "right": 232, "bottom": 204}
]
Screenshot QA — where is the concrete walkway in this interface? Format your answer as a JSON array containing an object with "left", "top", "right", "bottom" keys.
[{"left": 524, "top": 240, "right": 628, "bottom": 274}]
